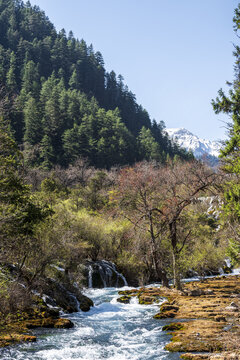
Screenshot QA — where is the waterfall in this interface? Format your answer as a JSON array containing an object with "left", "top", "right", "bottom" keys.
[
  {"left": 88, "top": 265, "right": 93, "bottom": 288},
  {"left": 225, "top": 258, "right": 231, "bottom": 268},
  {"left": 219, "top": 267, "right": 224, "bottom": 275},
  {"left": 86, "top": 260, "right": 128, "bottom": 288}
]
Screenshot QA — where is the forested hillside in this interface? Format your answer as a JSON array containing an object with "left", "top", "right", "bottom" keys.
[
  {"left": 1, "top": 3, "right": 240, "bottom": 355},
  {"left": 0, "top": 0, "right": 191, "bottom": 169}
]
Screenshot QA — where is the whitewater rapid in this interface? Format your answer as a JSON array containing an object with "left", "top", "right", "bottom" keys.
[{"left": 1, "top": 287, "right": 181, "bottom": 360}]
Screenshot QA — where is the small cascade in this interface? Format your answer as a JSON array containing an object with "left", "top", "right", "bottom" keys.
[
  {"left": 219, "top": 267, "right": 224, "bottom": 275},
  {"left": 88, "top": 265, "right": 93, "bottom": 288},
  {"left": 222, "top": 258, "right": 233, "bottom": 274},
  {"left": 225, "top": 258, "right": 232, "bottom": 268},
  {"left": 86, "top": 260, "right": 128, "bottom": 288}
]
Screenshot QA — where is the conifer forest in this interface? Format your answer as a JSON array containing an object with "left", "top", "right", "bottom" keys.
[{"left": 0, "top": 1, "right": 240, "bottom": 359}]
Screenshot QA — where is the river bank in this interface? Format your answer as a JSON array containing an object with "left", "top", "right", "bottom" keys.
[
  {"left": 0, "top": 287, "right": 180, "bottom": 359},
  {"left": 0, "top": 264, "right": 93, "bottom": 348},
  {"left": 118, "top": 274, "right": 240, "bottom": 359},
  {"left": 1, "top": 274, "right": 239, "bottom": 359}
]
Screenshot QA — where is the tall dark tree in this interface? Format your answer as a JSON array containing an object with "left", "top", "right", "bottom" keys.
[
  {"left": 6, "top": 51, "right": 17, "bottom": 91},
  {"left": 212, "top": 4, "right": 240, "bottom": 260},
  {"left": 23, "top": 96, "right": 42, "bottom": 144},
  {"left": 0, "top": 117, "right": 48, "bottom": 268}
]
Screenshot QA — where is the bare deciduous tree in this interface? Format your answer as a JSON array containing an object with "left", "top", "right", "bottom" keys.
[{"left": 118, "top": 160, "right": 217, "bottom": 289}]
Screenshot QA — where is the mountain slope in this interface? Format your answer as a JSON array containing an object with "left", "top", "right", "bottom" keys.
[
  {"left": 0, "top": 0, "right": 192, "bottom": 169},
  {"left": 166, "top": 128, "right": 221, "bottom": 161}
]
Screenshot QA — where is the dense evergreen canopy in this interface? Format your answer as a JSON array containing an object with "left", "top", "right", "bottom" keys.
[
  {"left": 212, "top": 4, "right": 240, "bottom": 263},
  {"left": 0, "top": 0, "right": 191, "bottom": 168},
  {"left": 212, "top": 4, "right": 240, "bottom": 219}
]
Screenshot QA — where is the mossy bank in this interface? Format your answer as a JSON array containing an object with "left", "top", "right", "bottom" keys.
[{"left": 118, "top": 275, "right": 240, "bottom": 359}]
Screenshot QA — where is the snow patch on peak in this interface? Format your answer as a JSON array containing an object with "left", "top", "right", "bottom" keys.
[
  {"left": 167, "top": 128, "right": 194, "bottom": 137},
  {"left": 166, "top": 128, "right": 221, "bottom": 159}
]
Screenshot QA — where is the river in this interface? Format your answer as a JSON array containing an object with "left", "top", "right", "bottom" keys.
[{"left": 1, "top": 287, "right": 181, "bottom": 360}]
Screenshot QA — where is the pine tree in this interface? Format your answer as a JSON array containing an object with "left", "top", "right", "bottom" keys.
[
  {"left": 69, "top": 67, "right": 79, "bottom": 90},
  {"left": 21, "top": 60, "right": 40, "bottom": 97},
  {"left": 6, "top": 51, "right": 17, "bottom": 91},
  {"left": 212, "top": 4, "right": 240, "bottom": 221},
  {"left": 23, "top": 96, "right": 42, "bottom": 144},
  {"left": 0, "top": 118, "right": 48, "bottom": 266},
  {"left": 137, "top": 126, "right": 161, "bottom": 161},
  {"left": 62, "top": 125, "right": 82, "bottom": 163},
  {"left": 40, "top": 134, "right": 54, "bottom": 169}
]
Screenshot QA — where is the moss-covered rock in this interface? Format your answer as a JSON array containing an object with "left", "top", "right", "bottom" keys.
[
  {"left": 25, "top": 317, "right": 74, "bottom": 329},
  {"left": 162, "top": 322, "right": 184, "bottom": 331},
  {"left": 214, "top": 315, "right": 226, "bottom": 322},
  {"left": 38, "top": 277, "right": 94, "bottom": 313},
  {"left": 165, "top": 340, "right": 223, "bottom": 353},
  {"left": 153, "top": 310, "right": 177, "bottom": 319},
  {"left": 0, "top": 334, "right": 36, "bottom": 347},
  {"left": 180, "top": 354, "right": 210, "bottom": 360},
  {"left": 138, "top": 295, "right": 156, "bottom": 305},
  {"left": 78, "top": 294, "right": 94, "bottom": 312},
  {"left": 118, "top": 289, "right": 139, "bottom": 296},
  {"left": 152, "top": 275, "right": 240, "bottom": 358},
  {"left": 54, "top": 318, "right": 74, "bottom": 328},
  {"left": 117, "top": 295, "right": 131, "bottom": 304},
  {"left": 160, "top": 303, "right": 179, "bottom": 312}
]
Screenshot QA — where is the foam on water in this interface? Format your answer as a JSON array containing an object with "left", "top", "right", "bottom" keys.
[{"left": 1, "top": 287, "right": 180, "bottom": 360}]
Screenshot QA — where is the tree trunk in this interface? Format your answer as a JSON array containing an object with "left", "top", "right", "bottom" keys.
[
  {"left": 172, "top": 250, "right": 181, "bottom": 290},
  {"left": 151, "top": 245, "right": 169, "bottom": 287},
  {"left": 149, "top": 211, "right": 169, "bottom": 286},
  {"left": 161, "top": 270, "right": 169, "bottom": 287},
  {"left": 170, "top": 220, "right": 182, "bottom": 290}
]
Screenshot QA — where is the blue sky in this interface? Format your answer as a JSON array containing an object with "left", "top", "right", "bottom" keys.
[{"left": 29, "top": 0, "right": 239, "bottom": 141}]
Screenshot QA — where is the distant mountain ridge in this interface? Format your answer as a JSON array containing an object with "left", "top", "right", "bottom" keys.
[{"left": 166, "top": 128, "right": 221, "bottom": 161}]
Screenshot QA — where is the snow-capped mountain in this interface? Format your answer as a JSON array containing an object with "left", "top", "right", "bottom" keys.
[{"left": 166, "top": 128, "right": 221, "bottom": 160}]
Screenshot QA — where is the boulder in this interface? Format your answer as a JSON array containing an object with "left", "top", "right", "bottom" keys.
[
  {"left": 187, "top": 289, "right": 205, "bottom": 296},
  {"left": 153, "top": 310, "right": 177, "bottom": 319},
  {"left": 215, "top": 315, "right": 226, "bottom": 322},
  {"left": 117, "top": 296, "right": 131, "bottom": 304},
  {"left": 38, "top": 278, "right": 93, "bottom": 313},
  {"left": 54, "top": 318, "right": 74, "bottom": 328},
  {"left": 160, "top": 303, "right": 179, "bottom": 312},
  {"left": 162, "top": 322, "right": 184, "bottom": 331},
  {"left": 25, "top": 317, "right": 74, "bottom": 329}
]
